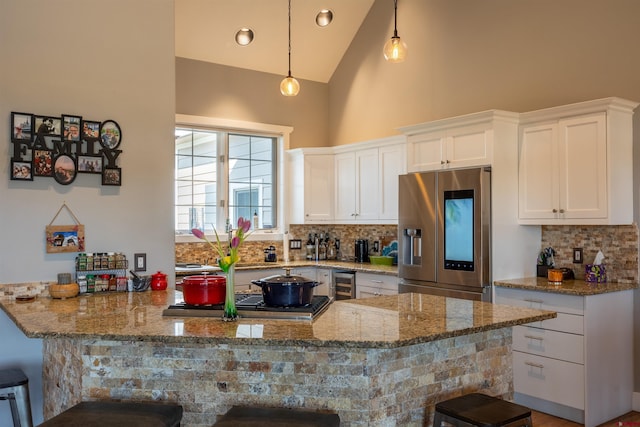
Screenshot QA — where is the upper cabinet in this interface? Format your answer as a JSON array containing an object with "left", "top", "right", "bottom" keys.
[
  {"left": 287, "top": 148, "right": 334, "bottom": 224},
  {"left": 400, "top": 111, "right": 518, "bottom": 172},
  {"left": 333, "top": 138, "right": 406, "bottom": 224},
  {"left": 518, "top": 98, "right": 639, "bottom": 225}
]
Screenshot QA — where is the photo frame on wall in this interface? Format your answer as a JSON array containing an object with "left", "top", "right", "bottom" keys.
[
  {"left": 10, "top": 160, "right": 33, "bottom": 181},
  {"left": 45, "top": 225, "right": 85, "bottom": 253},
  {"left": 62, "top": 114, "right": 82, "bottom": 141},
  {"left": 100, "top": 120, "right": 122, "bottom": 149},
  {"left": 78, "top": 155, "right": 103, "bottom": 174},
  {"left": 102, "top": 167, "right": 121, "bottom": 186},
  {"left": 53, "top": 154, "right": 77, "bottom": 185},
  {"left": 82, "top": 120, "right": 100, "bottom": 140},
  {"left": 11, "top": 112, "right": 33, "bottom": 142},
  {"left": 34, "top": 116, "right": 62, "bottom": 137},
  {"left": 10, "top": 111, "right": 123, "bottom": 186},
  {"left": 33, "top": 150, "right": 54, "bottom": 177}
]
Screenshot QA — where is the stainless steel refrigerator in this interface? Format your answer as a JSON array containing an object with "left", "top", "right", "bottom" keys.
[{"left": 397, "top": 167, "right": 491, "bottom": 301}]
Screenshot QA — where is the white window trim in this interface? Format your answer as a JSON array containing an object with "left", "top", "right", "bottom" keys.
[{"left": 175, "top": 114, "right": 292, "bottom": 244}]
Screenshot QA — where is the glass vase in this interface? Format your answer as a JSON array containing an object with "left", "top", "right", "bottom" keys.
[{"left": 223, "top": 264, "right": 238, "bottom": 321}]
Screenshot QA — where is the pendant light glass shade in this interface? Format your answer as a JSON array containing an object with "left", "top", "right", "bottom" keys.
[
  {"left": 383, "top": 36, "right": 407, "bottom": 62},
  {"left": 281, "top": 0, "right": 300, "bottom": 96},
  {"left": 384, "top": 0, "right": 407, "bottom": 63},
  {"left": 280, "top": 74, "right": 300, "bottom": 96}
]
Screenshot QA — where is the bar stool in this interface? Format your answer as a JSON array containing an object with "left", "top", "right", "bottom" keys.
[
  {"left": 37, "top": 401, "right": 183, "bottom": 427},
  {"left": 0, "top": 368, "right": 33, "bottom": 427},
  {"left": 433, "top": 393, "right": 532, "bottom": 427},
  {"left": 214, "top": 406, "right": 340, "bottom": 426}
]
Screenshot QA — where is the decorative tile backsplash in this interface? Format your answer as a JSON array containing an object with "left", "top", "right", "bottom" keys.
[
  {"left": 175, "top": 223, "right": 639, "bottom": 282},
  {"left": 541, "top": 224, "right": 638, "bottom": 282}
]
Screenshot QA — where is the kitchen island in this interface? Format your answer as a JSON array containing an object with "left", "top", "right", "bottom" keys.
[{"left": 0, "top": 289, "right": 554, "bottom": 427}]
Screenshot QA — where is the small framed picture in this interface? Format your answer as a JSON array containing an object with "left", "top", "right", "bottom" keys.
[
  {"left": 100, "top": 120, "right": 122, "bottom": 149},
  {"left": 11, "top": 112, "right": 33, "bottom": 142},
  {"left": 10, "top": 160, "right": 33, "bottom": 181},
  {"left": 102, "top": 167, "right": 121, "bottom": 186},
  {"left": 34, "top": 116, "right": 62, "bottom": 137},
  {"left": 82, "top": 120, "right": 100, "bottom": 140},
  {"left": 78, "top": 155, "right": 103, "bottom": 174},
  {"left": 53, "top": 154, "right": 77, "bottom": 185},
  {"left": 33, "top": 150, "right": 54, "bottom": 177},
  {"left": 45, "top": 224, "right": 85, "bottom": 253},
  {"left": 62, "top": 114, "right": 82, "bottom": 142}
]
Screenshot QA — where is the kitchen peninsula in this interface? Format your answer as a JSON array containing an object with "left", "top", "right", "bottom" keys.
[{"left": 1, "top": 290, "right": 554, "bottom": 427}]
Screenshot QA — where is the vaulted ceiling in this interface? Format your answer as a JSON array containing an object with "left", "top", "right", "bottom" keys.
[{"left": 175, "top": 0, "right": 376, "bottom": 83}]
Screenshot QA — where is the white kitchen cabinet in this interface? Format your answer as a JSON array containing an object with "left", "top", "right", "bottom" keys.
[
  {"left": 356, "top": 272, "right": 398, "bottom": 299},
  {"left": 333, "top": 140, "right": 406, "bottom": 224},
  {"left": 287, "top": 149, "right": 334, "bottom": 224},
  {"left": 494, "top": 286, "right": 633, "bottom": 427},
  {"left": 399, "top": 111, "right": 517, "bottom": 172},
  {"left": 315, "top": 268, "right": 333, "bottom": 297},
  {"left": 334, "top": 149, "right": 379, "bottom": 221},
  {"left": 518, "top": 98, "right": 638, "bottom": 225}
]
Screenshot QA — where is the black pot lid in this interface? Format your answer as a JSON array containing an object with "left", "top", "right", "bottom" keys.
[{"left": 255, "top": 273, "right": 316, "bottom": 286}]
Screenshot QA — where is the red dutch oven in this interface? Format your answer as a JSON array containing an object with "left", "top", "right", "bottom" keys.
[{"left": 182, "top": 274, "right": 226, "bottom": 305}]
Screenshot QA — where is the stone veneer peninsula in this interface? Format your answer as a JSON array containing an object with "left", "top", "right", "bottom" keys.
[{"left": 0, "top": 289, "right": 554, "bottom": 426}]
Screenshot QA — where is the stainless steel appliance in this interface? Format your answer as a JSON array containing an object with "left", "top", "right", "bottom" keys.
[
  {"left": 163, "top": 294, "right": 331, "bottom": 320},
  {"left": 398, "top": 167, "right": 491, "bottom": 301},
  {"left": 333, "top": 270, "right": 356, "bottom": 300}
]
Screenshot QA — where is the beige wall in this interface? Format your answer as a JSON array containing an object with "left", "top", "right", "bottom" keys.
[
  {"left": 1, "top": 1, "right": 175, "bottom": 422},
  {"left": 330, "top": 0, "right": 640, "bottom": 145},
  {"left": 176, "top": 58, "right": 329, "bottom": 148}
]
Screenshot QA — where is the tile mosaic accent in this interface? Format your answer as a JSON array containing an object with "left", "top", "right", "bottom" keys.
[
  {"left": 42, "top": 329, "right": 513, "bottom": 427},
  {"left": 541, "top": 224, "right": 639, "bottom": 282}
]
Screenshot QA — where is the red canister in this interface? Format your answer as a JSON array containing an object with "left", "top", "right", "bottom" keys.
[
  {"left": 181, "top": 274, "right": 226, "bottom": 305},
  {"left": 151, "top": 271, "right": 168, "bottom": 291}
]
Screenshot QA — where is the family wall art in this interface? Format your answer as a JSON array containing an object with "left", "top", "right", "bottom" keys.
[{"left": 10, "top": 111, "right": 122, "bottom": 186}]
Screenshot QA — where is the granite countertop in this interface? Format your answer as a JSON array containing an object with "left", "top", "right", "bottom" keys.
[
  {"left": 0, "top": 289, "right": 553, "bottom": 349},
  {"left": 494, "top": 277, "right": 638, "bottom": 296},
  {"left": 175, "top": 260, "right": 398, "bottom": 276}
]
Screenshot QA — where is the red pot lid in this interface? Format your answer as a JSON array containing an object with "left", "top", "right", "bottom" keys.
[{"left": 183, "top": 274, "right": 226, "bottom": 285}]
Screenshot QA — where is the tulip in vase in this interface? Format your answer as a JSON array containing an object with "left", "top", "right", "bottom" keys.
[{"left": 192, "top": 217, "right": 252, "bottom": 321}]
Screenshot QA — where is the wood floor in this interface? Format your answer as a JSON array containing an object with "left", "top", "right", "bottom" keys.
[{"left": 532, "top": 410, "right": 640, "bottom": 426}]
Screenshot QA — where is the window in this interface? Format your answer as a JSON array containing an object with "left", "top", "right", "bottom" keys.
[{"left": 175, "top": 127, "right": 277, "bottom": 234}]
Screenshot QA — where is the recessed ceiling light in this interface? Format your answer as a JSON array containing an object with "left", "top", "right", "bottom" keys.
[
  {"left": 315, "top": 9, "right": 333, "bottom": 27},
  {"left": 235, "top": 28, "right": 254, "bottom": 46}
]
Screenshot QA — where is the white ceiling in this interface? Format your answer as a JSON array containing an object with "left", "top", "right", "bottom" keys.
[{"left": 175, "top": 0, "right": 376, "bottom": 83}]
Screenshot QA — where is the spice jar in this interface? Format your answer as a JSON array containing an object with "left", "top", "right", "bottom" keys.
[{"left": 547, "top": 269, "right": 563, "bottom": 285}]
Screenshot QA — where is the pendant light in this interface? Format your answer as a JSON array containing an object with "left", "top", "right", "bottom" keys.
[
  {"left": 280, "top": 0, "right": 300, "bottom": 96},
  {"left": 383, "top": 0, "right": 407, "bottom": 63}
]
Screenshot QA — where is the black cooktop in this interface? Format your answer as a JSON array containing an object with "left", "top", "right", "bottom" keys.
[{"left": 162, "top": 294, "right": 331, "bottom": 320}]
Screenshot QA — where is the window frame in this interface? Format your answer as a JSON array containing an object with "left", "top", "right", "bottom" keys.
[{"left": 175, "top": 114, "right": 291, "bottom": 243}]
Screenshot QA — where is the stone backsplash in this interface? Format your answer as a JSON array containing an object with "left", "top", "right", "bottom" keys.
[
  {"left": 175, "top": 225, "right": 399, "bottom": 265},
  {"left": 541, "top": 224, "right": 639, "bottom": 282}
]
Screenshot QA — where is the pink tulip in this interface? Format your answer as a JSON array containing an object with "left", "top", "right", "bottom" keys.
[
  {"left": 191, "top": 228, "right": 205, "bottom": 239},
  {"left": 237, "top": 217, "right": 251, "bottom": 233},
  {"left": 231, "top": 236, "right": 240, "bottom": 249}
]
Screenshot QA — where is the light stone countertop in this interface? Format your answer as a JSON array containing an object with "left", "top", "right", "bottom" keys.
[
  {"left": 175, "top": 260, "right": 398, "bottom": 276},
  {"left": 493, "top": 276, "right": 638, "bottom": 296},
  {"left": 0, "top": 289, "right": 554, "bottom": 349}
]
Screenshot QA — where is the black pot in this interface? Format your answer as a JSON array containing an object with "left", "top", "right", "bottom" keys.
[{"left": 251, "top": 270, "right": 319, "bottom": 307}]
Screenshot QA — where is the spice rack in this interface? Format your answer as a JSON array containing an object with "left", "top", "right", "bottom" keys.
[{"left": 75, "top": 252, "right": 129, "bottom": 293}]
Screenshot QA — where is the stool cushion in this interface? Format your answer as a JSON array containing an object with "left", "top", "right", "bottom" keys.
[
  {"left": 214, "top": 406, "right": 340, "bottom": 427},
  {"left": 0, "top": 368, "right": 28, "bottom": 389},
  {"left": 435, "top": 393, "right": 531, "bottom": 427},
  {"left": 38, "top": 401, "right": 183, "bottom": 427}
]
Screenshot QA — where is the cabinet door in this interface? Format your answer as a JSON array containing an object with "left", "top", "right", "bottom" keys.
[
  {"left": 407, "top": 131, "right": 446, "bottom": 172},
  {"left": 446, "top": 125, "right": 493, "bottom": 168},
  {"left": 378, "top": 145, "right": 406, "bottom": 220},
  {"left": 518, "top": 123, "right": 560, "bottom": 220},
  {"left": 559, "top": 113, "right": 607, "bottom": 219},
  {"left": 303, "top": 155, "right": 334, "bottom": 222},
  {"left": 355, "top": 148, "right": 379, "bottom": 221},
  {"left": 334, "top": 152, "right": 357, "bottom": 220}
]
